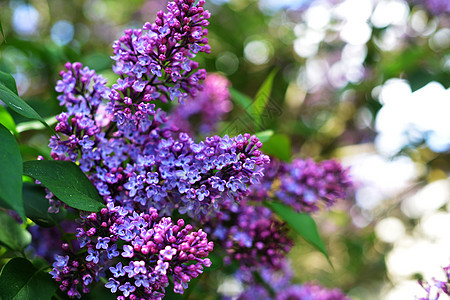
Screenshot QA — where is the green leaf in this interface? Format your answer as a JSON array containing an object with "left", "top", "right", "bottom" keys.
[
  {"left": 0, "top": 123, "right": 25, "bottom": 220},
  {"left": 23, "top": 160, "right": 106, "bottom": 212},
  {"left": 229, "top": 87, "right": 252, "bottom": 109},
  {"left": 0, "top": 81, "right": 55, "bottom": 135},
  {"left": 251, "top": 69, "right": 277, "bottom": 127},
  {"left": 255, "top": 130, "right": 274, "bottom": 143},
  {"left": 0, "top": 211, "right": 31, "bottom": 252},
  {"left": 23, "top": 182, "right": 66, "bottom": 227},
  {"left": 266, "top": 201, "right": 331, "bottom": 264},
  {"left": 260, "top": 133, "right": 291, "bottom": 162},
  {"left": 0, "top": 70, "right": 18, "bottom": 96},
  {"left": 0, "top": 257, "right": 57, "bottom": 300},
  {"left": 0, "top": 105, "right": 18, "bottom": 136}
]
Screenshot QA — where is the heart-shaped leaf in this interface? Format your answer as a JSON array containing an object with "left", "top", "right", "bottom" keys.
[
  {"left": 0, "top": 123, "right": 25, "bottom": 220},
  {"left": 23, "top": 160, "right": 106, "bottom": 212},
  {"left": 0, "top": 257, "right": 57, "bottom": 300}
]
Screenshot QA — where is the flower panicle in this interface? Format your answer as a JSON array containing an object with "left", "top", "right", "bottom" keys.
[
  {"left": 110, "top": 0, "right": 210, "bottom": 107},
  {"left": 250, "top": 157, "right": 353, "bottom": 213},
  {"left": 55, "top": 207, "right": 213, "bottom": 299}
]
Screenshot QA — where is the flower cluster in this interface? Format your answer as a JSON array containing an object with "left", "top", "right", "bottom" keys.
[
  {"left": 72, "top": 207, "right": 213, "bottom": 298},
  {"left": 170, "top": 73, "right": 232, "bottom": 135},
  {"left": 50, "top": 61, "right": 268, "bottom": 222},
  {"left": 418, "top": 265, "right": 450, "bottom": 300},
  {"left": 110, "top": 0, "right": 210, "bottom": 108},
  {"left": 224, "top": 260, "right": 350, "bottom": 300},
  {"left": 50, "top": 75, "right": 269, "bottom": 218},
  {"left": 220, "top": 205, "right": 293, "bottom": 271},
  {"left": 50, "top": 61, "right": 111, "bottom": 164},
  {"left": 222, "top": 259, "right": 349, "bottom": 300},
  {"left": 50, "top": 243, "right": 97, "bottom": 298},
  {"left": 43, "top": 1, "right": 275, "bottom": 298},
  {"left": 250, "top": 158, "right": 352, "bottom": 213}
]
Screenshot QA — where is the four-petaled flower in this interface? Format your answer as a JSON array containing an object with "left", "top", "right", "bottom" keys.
[
  {"left": 106, "top": 244, "right": 120, "bottom": 259},
  {"left": 86, "top": 248, "right": 99, "bottom": 264},
  {"left": 96, "top": 236, "right": 110, "bottom": 249},
  {"left": 119, "top": 282, "right": 136, "bottom": 297},
  {"left": 105, "top": 278, "right": 120, "bottom": 293},
  {"left": 160, "top": 246, "right": 177, "bottom": 260},
  {"left": 110, "top": 262, "right": 126, "bottom": 278}
]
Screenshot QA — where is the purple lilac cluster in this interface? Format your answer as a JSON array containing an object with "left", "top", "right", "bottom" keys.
[
  {"left": 48, "top": 207, "right": 213, "bottom": 299},
  {"left": 45, "top": 1, "right": 273, "bottom": 298},
  {"left": 51, "top": 86, "right": 268, "bottom": 218},
  {"left": 221, "top": 205, "right": 293, "bottom": 271},
  {"left": 250, "top": 158, "right": 352, "bottom": 213},
  {"left": 418, "top": 265, "right": 450, "bottom": 300},
  {"left": 110, "top": 0, "right": 210, "bottom": 106},
  {"left": 226, "top": 260, "right": 349, "bottom": 300},
  {"left": 70, "top": 207, "right": 212, "bottom": 298},
  {"left": 50, "top": 62, "right": 268, "bottom": 220},
  {"left": 170, "top": 73, "right": 232, "bottom": 135},
  {"left": 49, "top": 243, "right": 96, "bottom": 298}
]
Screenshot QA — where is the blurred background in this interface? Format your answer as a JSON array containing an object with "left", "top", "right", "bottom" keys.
[{"left": 0, "top": 0, "right": 449, "bottom": 299}]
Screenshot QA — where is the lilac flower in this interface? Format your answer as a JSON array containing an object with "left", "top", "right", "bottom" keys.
[
  {"left": 50, "top": 248, "right": 98, "bottom": 298},
  {"left": 43, "top": 1, "right": 280, "bottom": 299},
  {"left": 82, "top": 274, "right": 93, "bottom": 286},
  {"left": 155, "top": 260, "right": 169, "bottom": 275},
  {"left": 86, "top": 248, "right": 99, "bottom": 264},
  {"left": 122, "top": 245, "right": 134, "bottom": 258},
  {"left": 96, "top": 236, "right": 110, "bottom": 250},
  {"left": 249, "top": 158, "right": 353, "bottom": 213},
  {"left": 118, "top": 282, "right": 136, "bottom": 297},
  {"left": 106, "top": 244, "right": 120, "bottom": 259},
  {"left": 53, "top": 255, "right": 69, "bottom": 268},
  {"left": 133, "top": 261, "right": 147, "bottom": 275},
  {"left": 105, "top": 278, "right": 120, "bottom": 293},
  {"left": 110, "top": 262, "right": 126, "bottom": 278},
  {"left": 134, "top": 274, "right": 150, "bottom": 288},
  {"left": 160, "top": 246, "right": 177, "bottom": 260}
]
